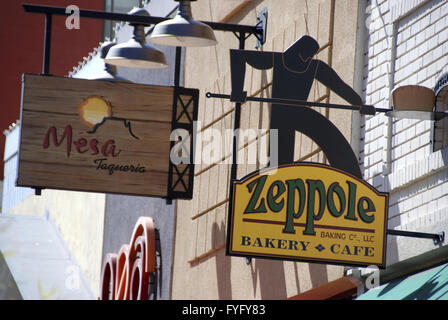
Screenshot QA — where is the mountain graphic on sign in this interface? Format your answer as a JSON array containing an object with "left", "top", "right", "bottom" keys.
[
  {"left": 78, "top": 96, "right": 139, "bottom": 139},
  {"left": 87, "top": 117, "right": 139, "bottom": 140}
]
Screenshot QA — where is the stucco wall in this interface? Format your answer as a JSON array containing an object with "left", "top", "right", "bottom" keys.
[
  {"left": 171, "top": 0, "right": 363, "bottom": 299},
  {"left": 8, "top": 189, "right": 106, "bottom": 296}
]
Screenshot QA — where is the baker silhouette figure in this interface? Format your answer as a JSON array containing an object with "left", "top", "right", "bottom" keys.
[{"left": 230, "top": 35, "right": 366, "bottom": 178}]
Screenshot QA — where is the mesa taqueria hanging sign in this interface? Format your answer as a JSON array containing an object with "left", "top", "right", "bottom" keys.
[
  {"left": 17, "top": 74, "right": 197, "bottom": 198},
  {"left": 227, "top": 163, "right": 389, "bottom": 268}
]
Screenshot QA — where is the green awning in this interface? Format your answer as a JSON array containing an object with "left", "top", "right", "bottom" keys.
[{"left": 357, "top": 263, "right": 448, "bottom": 300}]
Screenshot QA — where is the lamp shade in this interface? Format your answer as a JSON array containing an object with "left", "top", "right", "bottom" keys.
[
  {"left": 105, "top": 7, "right": 168, "bottom": 69},
  {"left": 105, "top": 38, "right": 167, "bottom": 69},
  {"left": 87, "top": 41, "right": 131, "bottom": 81},
  {"left": 149, "top": 1, "right": 217, "bottom": 47},
  {"left": 387, "top": 85, "right": 436, "bottom": 120},
  {"left": 392, "top": 85, "right": 435, "bottom": 111}
]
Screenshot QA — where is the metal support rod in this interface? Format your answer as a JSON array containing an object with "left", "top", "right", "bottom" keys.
[
  {"left": 174, "top": 46, "right": 182, "bottom": 87},
  {"left": 228, "top": 32, "right": 251, "bottom": 264},
  {"left": 42, "top": 13, "right": 52, "bottom": 75},
  {"left": 23, "top": 4, "right": 263, "bottom": 37},
  {"left": 36, "top": 12, "right": 51, "bottom": 196},
  {"left": 230, "top": 33, "right": 246, "bottom": 182},
  {"left": 206, "top": 92, "right": 390, "bottom": 115},
  {"left": 24, "top": 3, "right": 264, "bottom": 87},
  {"left": 387, "top": 229, "right": 445, "bottom": 245},
  {"left": 166, "top": 46, "right": 181, "bottom": 205}
]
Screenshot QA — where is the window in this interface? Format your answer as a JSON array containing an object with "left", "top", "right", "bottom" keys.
[
  {"left": 432, "top": 72, "right": 448, "bottom": 152},
  {"left": 103, "top": 0, "right": 141, "bottom": 40}
]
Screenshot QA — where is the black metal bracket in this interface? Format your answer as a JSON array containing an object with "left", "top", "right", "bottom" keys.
[
  {"left": 42, "top": 13, "right": 52, "bottom": 75},
  {"left": 149, "top": 228, "right": 162, "bottom": 300},
  {"left": 255, "top": 8, "right": 268, "bottom": 49},
  {"left": 23, "top": 3, "right": 267, "bottom": 74},
  {"left": 231, "top": 8, "right": 268, "bottom": 50},
  {"left": 167, "top": 87, "right": 199, "bottom": 201},
  {"left": 387, "top": 229, "right": 445, "bottom": 245}
]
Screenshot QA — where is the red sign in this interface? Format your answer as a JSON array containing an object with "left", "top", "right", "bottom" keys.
[{"left": 100, "top": 217, "right": 157, "bottom": 300}]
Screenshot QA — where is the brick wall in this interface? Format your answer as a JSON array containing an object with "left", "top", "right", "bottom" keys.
[{"left": 362, "top": 0, "right": 448, "bottom": 264}]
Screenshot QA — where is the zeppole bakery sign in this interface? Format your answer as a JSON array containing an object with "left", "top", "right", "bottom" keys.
[
  {"left": 219, "top": 35, "right": 390, "bottom": 268},
  {"left": 18, "top": 74, "right": 197, "bottom": 198},
  {"left": 227, "top": 163, "right": 389, "bottom": 268}
]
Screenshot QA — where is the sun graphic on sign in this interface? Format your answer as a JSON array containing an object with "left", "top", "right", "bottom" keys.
[{"left": 78, "top": 96, "right": 112, "bottom": 128}]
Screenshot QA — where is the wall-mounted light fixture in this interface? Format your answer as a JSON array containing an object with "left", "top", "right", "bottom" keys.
[
  {"left": 387, "top": 82, "right": 448, "bottom": 121},
  {"left": 23, "top": 3, "right": 265, "bottom": 72},
  {"left": 22, "top": 2, "right": 266, "bottom": 204},
  {"left": 105, "top": 7, "right": 168, "bottom": 69},
  {"left": 388, "top": 85, "right": 436, "bottom": 120},
  {"left": 149, "top": 0, "right": 217, "bottom": 47}
]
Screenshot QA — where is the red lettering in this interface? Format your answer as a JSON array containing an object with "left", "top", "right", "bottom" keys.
[
  {"left": 100, "top": 217, "right": 157, "bottom": 300},
  {"left": 101, "top": 139, "right": 121, "bottom": 157},
  {"left": 74, "top": 138, "right": 88, "bottom": 154},
  {"left": 43, "top": 125, "right": 73, "bottom": 157},
  {"left": 42, "top": 126, "right": 122, "bottom": 158},
  {"left": 90, "top": 139, "right": 99, "bottom": 155}
]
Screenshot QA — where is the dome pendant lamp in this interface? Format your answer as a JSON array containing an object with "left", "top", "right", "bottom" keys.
[
  {"left": 105, "top": 7, "right": 168, "bottom": 69},
  {"left": 88, "top": 41, "right": 130, "bottom": 81},
  {"left": 149, "top": 0, "right": 217, "bottom": 47}
]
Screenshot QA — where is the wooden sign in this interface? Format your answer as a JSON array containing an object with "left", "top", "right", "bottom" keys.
[
  {"left": 18, "top": 74, "right": 197, "bottom": 198},
  {"left": 227, "top": 163, "right": 389, "bottom": 268}
]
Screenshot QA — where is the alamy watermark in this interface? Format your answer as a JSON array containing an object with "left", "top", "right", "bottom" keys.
[
  {"left": 350, "top": 265, "right": 380, "bottom": 295},
  {"left": 170, "top": 121, "right": 279, "bottom": 170},
  {"left": 65, "top": 265, "right": 80, "bottom": 291},
  {"left": 65, "top": 5, "right": 80, "bottom": 30}
]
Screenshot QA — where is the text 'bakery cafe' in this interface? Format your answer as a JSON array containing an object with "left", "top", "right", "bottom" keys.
[{"left": 227, "top": 163, "right": 388, "bottom": 268}]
